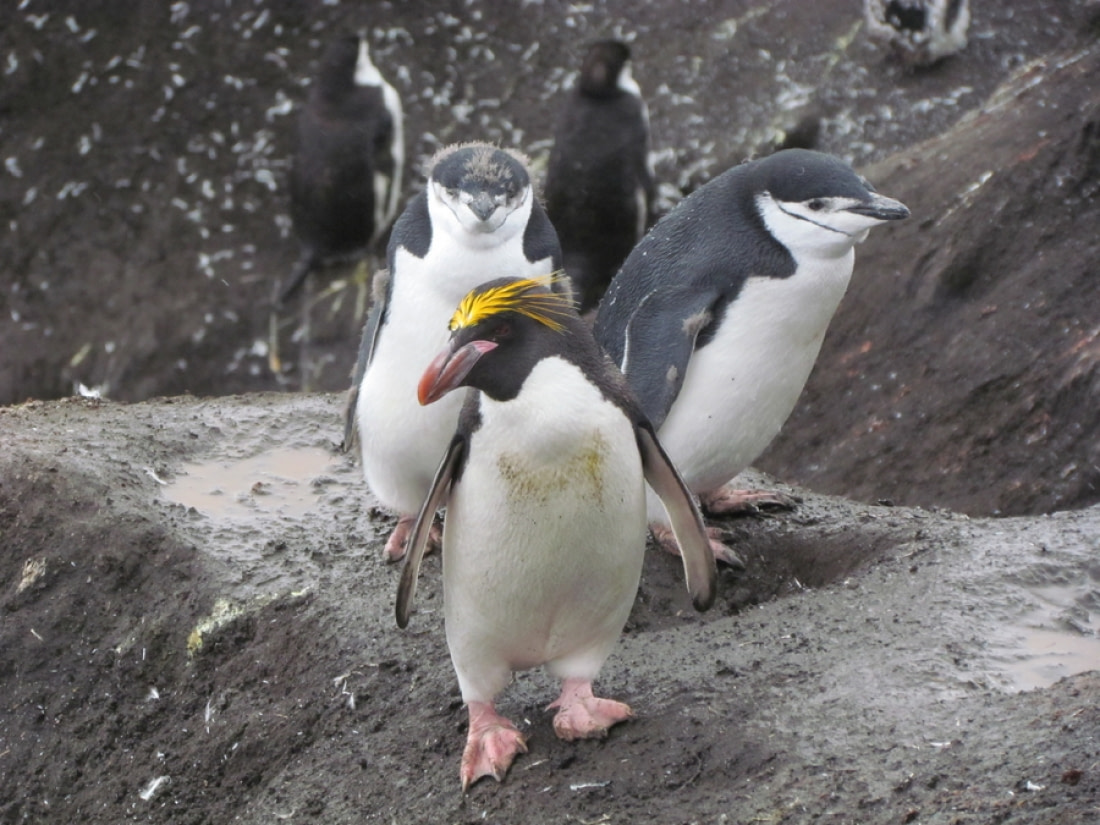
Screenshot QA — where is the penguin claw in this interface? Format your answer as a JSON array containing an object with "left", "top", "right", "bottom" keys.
[
  {"left": 651, "top": 523, "right": 746, "bottom": 570},
  {"left": 701, "top": 486, "right": 799, "bottom": 516},
  {"left": 460, "top": 702, "right": 527, "bottom": 791},
  {"left": 706, "top": 529, "right": 746, "bottom": 571}
]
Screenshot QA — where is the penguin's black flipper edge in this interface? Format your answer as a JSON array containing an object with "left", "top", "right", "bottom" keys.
[
  {"left": 621, "top": 288, "right": 716, "bottom": 429},
  {"left": 342, "top": 269, "right": 391, "bottom": 453},
  {"left": 341, "top": 384, "right": 360, "bottom": 455},
  {"left": 636, "top": 422, "right": 717, "bottom": 612},
  {"left": 396, "top": 434, "right": 465, "bottom": 628}
]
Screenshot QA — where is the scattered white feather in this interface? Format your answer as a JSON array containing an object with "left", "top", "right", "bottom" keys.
[{"left": 138, "top": 775, "right": 169, "bottom": 801}]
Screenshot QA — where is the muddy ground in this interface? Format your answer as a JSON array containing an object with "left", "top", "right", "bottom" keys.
[
  {"left": 2, "top": 1, "right": 1100, "bottom": 824},
  {"left": 2, "top": 393, "right": 1099, "bottom": 824},
  {"left": 2, "top": 0, "right": 1098, "bottom": 517}
]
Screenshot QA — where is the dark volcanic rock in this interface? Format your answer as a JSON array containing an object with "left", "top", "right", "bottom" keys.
[{"left": 761, "top": 34, "right": 1100, "bottom": 517}]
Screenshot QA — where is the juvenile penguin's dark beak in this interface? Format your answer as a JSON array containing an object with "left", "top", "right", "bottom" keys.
[
  {"left": 847, "top": 192, "right": 910, "bottom": 221},
  {"left": 417, "top": 340, "right": 498, "bottom": 405},
  {"left": 468, "top": 192, "right": 497, "bottom": 222}
]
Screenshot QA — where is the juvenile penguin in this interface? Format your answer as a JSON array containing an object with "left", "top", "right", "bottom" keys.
[
  {"left": 280, "top": 34, "right": 404, "bottom": 302},
  {"left": 863, "top": 0, "right": 971, "bottom": 67},
  {"left": 544, "top": 40, "right": 656, "bottom": 314},
  {"left": 347, "top": 144, "right": 565, "bottom": 561},
  {"left": 397, "top": 275, "right": 716, "bottom": 790},
  {"left": 593, "top": 149, "right": 909, "bottom": 562}
]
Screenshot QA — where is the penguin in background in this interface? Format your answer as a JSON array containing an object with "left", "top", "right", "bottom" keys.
[
  {"left": 279, "top": 33, "right": 404, "bottom": 303},
  {"left": 863, "top": 0, "right": 971, "bottom": 67},
  {"left": 345, "top": 143, "right": 566, "bottom": 562},
  {"left": 398, "top": 275, "right": 716, "bottom": 790},
  {"left": 544, "top": 40, "right": 656, "bottom": 315},
  {"left": 593, "top": 149, "right": 909, "bottom": 564}
]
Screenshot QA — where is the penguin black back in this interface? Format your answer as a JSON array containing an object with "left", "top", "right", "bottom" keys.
[
  {"left": 545, "top": 41, "right": 655, "bottom": 314},
  {"left": 593, "top": 148, "right": 909, "bottom": 428},
  {"left": 282, "top": 35, "right": 401, "bottom": 302}
]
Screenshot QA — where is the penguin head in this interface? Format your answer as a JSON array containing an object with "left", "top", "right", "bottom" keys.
[
  {"left": 418, "top": 275, "right": 577, "bottom": 404},
  {"left": 316, "top": 35, "right": 363, "bottom": 100},
  {"left": 578, "top": 40, "right": 634, "bottom": 98},
  {"left": 750, "top": 149, "right": 909, "bottom": 258},
  {"left": 427, "top": 144, "right": 534, "bottom": 241}
]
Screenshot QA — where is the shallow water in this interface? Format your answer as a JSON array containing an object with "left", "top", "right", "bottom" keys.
[
  {"left": 163, "top": 447, "right": 340, "bottom": 519},
  {"left": 988, "top": 579, "right": 1100, "bottom": 692}
]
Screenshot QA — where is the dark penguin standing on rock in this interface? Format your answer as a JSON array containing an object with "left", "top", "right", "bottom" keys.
[
  {"left": 864, "top": 0, "right": 971, "bottom": 67},
  {"left": 594, "top": 149, "right": 909, "bottom": 564},
  {"left": 398, "top": 275, "right": 715, "bottom": 790},
  {"left": 345, "top": 144, "right": 565, "bottom": 562},
  {"left": 544, "top": 40, "right": 655, "bottom": 314},
  {"left": 280, "top": 34, "right": 404, "bottom": 302}
]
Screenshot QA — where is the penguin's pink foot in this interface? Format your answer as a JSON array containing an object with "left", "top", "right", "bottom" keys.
[
  {"left": 547, "top": 678, "right": 633, "bottom": 741},
  {"left": 382, "top": 514, "right": 443, "bottom": 563},
  {"left": 701, "top": 485, "right": 798, "bottom": 516},
  {"left": 461, "top": 701, "right": 528, "bottom": 791},
  {"left": 382, "top": 515, "right": 414, "bottom": 562},
  {"left": 651, "top": 523, "right": 745, "bottom": 570}
]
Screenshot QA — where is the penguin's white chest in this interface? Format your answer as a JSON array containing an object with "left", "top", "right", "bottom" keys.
[
  {"left": 443, "top": 358, "right": 646, "bottom": 674},
  {"left": 658, "top": 251, "right": 855, "bottom": 494},
  {"left": 357, "top": 234, "right": 555, "bottom": 515}
]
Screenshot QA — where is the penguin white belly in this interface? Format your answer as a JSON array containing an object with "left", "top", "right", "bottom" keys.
[
  {"left": 442, "top": 357, "right": 646, "bottom": 703},
  {"left": 357, "top": 242, "right": 555, "bottom": 515},
  {"left": 654, "top": 255, "right": 853, "bottom": 507}
]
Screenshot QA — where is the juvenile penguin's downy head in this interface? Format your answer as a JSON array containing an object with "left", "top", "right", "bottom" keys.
[
  {"left": 418, "top": 275, "right": 576, "bottom": 404},
  {"left": 864, "top": 0, "right": 971, "bottom": 67},
  {"left": 427, "top": 144, "right": 534, "bottom": 240},
  {"left": 751, "top": 149, "right": 909, "bottom": 259}
]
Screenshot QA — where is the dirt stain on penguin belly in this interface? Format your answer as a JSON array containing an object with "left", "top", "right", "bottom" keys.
[{"left": 496, "top": 431, "right": 610, "bottom": 511}]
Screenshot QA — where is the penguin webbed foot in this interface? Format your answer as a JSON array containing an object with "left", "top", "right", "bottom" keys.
[
  {"left": 547, "top": 678, "right": 633, "bottom": 741},
  {"left": 701, "top": 486, "right": 799, "bottom": 517},
  {"left": 383, "top": 513, "right": 442, "bottom": 563},
  {"left": 461, "top": 701, "right": 528, "bottom": 792},
  {"left": 651, "top": 523, "right": 746, "bottom": 571}
]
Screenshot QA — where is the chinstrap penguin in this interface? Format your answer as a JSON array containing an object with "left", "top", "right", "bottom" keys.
[
  {"left": 863, "top": 0, "right": 971, "bottom": 67},
  {"left": 345, "top": 143, "right": 565, "bottom": 561},
  {"left": 397, "top": 275, "right": 716, "bottom": 790},
  {"left": 545, "top": 40, "right": 656, "bottom": 315},
  {"left": 280, "top": 34, "right": 404, "bottom": 303},
  {"left": 593, "top": 149, "right": 909, "bottom": 563}
]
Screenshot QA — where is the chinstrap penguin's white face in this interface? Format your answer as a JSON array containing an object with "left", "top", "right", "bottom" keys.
[{"left": 757, "top": 187, "right": 909, "bottom": 258}]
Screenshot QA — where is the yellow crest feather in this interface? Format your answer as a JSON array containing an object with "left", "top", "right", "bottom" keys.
[{"left": 449, "top": 274, "right": 573, "bottom": 333}]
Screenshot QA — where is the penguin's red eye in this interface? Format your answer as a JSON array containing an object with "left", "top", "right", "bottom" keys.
[{"left": 492, "top": 322, "right": 512, "bottom": 340}]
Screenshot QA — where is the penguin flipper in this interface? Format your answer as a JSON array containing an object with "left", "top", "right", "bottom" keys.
[
  {"left": 396, "top": 434, "right": 465, "bottom": 628},
  {"left": 635, "top": 422, "right": 717, "bottom": 612},
  {"left": 342, "top": 269, "right": 391, "bottom": 453},
  {"left": 278, "top": 247, "right": 319, "bottom": 304},
  {"left": 620, "top": 288, "right": 717, "bottom": 429}
]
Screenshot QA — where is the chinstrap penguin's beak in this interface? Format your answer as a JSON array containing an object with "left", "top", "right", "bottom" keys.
[
  {"left": 846, "top": 192, "right": 910, "bottom": 222},
  {"left": 417, "top": 339, "right": 498, "bottom": 405},
  {"left": 468, "top": 192, "right": 497, "bottom": 222}
]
